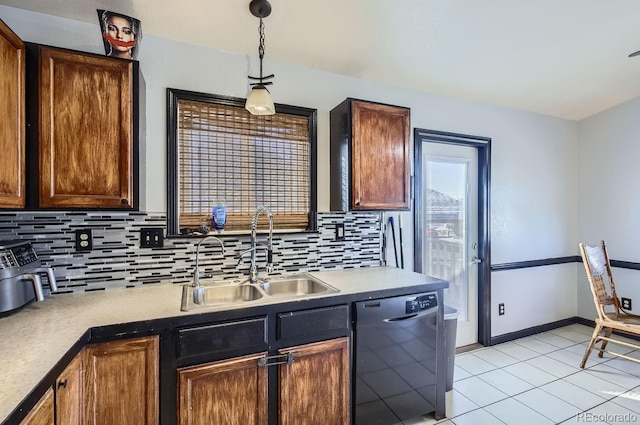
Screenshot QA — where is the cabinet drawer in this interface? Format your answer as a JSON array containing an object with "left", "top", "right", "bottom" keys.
[
  {"left": 178, "top": 317, "right": 268, "bottom": 360},
  {"left": 278, "top": 305, "right": 349, "bottom": 340}
]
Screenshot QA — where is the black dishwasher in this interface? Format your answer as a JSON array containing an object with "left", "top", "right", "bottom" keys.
[{"left": 353, "top": 292, "right": 444, "bottom": 424}]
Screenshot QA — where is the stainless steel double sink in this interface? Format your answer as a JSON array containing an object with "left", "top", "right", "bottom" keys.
[{"left": 181, "top": 274, "right": 339, "bottom": 311}]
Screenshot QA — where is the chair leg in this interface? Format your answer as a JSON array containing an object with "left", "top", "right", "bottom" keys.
[
  {"left": 598, "top": 327, "right": 613, "bottom": 358},
  {"left": 581, "top": 324, "right": 603, "bottom": 368}
]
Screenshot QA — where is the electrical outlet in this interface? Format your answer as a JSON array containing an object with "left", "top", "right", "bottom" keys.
[
  {"left": 335, "top": 223, "right": 345, "bottom": 241},
  {"left": 75, "top": 229, "right": 93, "bottom": 252},
  {"left": 622, "top": 297, "right": 632, "bottom": 310},
  {"left": 498, "top": 303, "right": 505, "bottom": 316},
  {"left": 140, "top": 228, "right": 164, "bottom": 248}
]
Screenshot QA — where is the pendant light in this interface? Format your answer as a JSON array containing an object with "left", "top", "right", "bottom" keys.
[{"left": 245, "top": 0, "right": 276, "bottom": 115}]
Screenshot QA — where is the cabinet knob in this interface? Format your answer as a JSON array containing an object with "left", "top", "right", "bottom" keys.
[
  {"left": 57, "top": 379, "right": 67, "bottom": 389},
  {"left": 121, "top": 198, "right": 128, "bottom": 205}
]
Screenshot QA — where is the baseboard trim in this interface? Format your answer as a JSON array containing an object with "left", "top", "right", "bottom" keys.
[
  {"left": 574, "top": 317, "right": 594, "bottom": 327},
  {"left": 489, "top": 317, "right": 580, "bottom": 346},
  {"left": 574, "top": 316, "right": 640, "bottom": 342}
]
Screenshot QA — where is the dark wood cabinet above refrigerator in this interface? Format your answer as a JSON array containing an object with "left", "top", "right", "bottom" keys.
[{"left": 330, "top": 98, "right": 411, "bottom": 211}]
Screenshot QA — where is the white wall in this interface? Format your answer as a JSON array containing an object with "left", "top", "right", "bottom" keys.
[
  {"left": 492, "top": 264, "right": 578, "bottom": 336},
  {"left": 0, "top": 5, "right": 580, "bottom": 337},
  {"left": 577, "top": 96, "right": 640, "bottom": 319}
]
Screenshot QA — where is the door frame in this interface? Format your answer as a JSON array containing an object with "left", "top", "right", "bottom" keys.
[{"left": 413, "top": 128, "right": 492, "bottom": 346}]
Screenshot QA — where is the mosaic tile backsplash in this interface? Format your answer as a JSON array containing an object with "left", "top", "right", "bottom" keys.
[{"left": 0, "top": 211, "right": 382, "bottom": 293}]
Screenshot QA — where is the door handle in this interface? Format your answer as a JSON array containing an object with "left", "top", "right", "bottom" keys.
[{"left": 470, "top": 257, "right": 482, "bottom": 264}]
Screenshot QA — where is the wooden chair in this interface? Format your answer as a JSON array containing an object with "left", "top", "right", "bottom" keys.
[{"left": 578, "top": 240, "right": 640, "bottom": 368}]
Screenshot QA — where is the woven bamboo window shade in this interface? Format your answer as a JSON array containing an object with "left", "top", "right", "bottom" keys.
[{"left": 177, "top": 99, "right": 310, "bottom": 231}]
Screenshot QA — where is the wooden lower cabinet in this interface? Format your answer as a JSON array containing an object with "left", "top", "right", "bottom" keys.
[
  {"left": 84, "top": 336, "right": 159, "bottom": 425},
  {"left": 177, "top": 352, "right": 268, "bottom": 425},
  {"left": 19, "top": 387, "right": 54, "bottom": 425},
  {"left": 55, "top": 352, "right": 84, "bottom": 425},
  {"left": 177, "top": 337, "right": 350, "bottom": 425},
  {"left": 279, "top": 338, "right": 350, "bottom": 425},
  {"left": 19, "top": 336, "right": 158, "bottom": 425}
]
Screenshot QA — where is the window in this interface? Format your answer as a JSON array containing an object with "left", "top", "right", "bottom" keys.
[{"left": 167, "top": 89, "right": 317, "bottom": 235}]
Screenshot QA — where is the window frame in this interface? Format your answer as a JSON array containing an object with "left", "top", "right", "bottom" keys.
[{"left": 166, "top": 88, "right": 318, "bottom": 237}]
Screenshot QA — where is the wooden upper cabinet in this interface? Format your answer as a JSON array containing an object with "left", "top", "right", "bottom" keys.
[
  {"left": 330, "top": 99, "right": 411, "bottom": 211},
  {"left": 0, "top": 19, "right": 25, "bottom": 208},
  {"left": 84, "top": 336, "right": 158, "bottom": 425},
  {"left": 177, "top": 352, "right": 268, "bottom": 425},
  {"left": 278, "top": 338, "right": 350, "bottom": 425},
  {"left": 19, "top": 387, "right": 54, "bottom": 425},
  {"left": 38, "top": 46, "right": 135, "bottom": 208}
]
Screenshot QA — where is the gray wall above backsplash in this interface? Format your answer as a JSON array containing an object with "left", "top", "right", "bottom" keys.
[{"left": 0, "top": 211, "right": 382, "bottom": 293}]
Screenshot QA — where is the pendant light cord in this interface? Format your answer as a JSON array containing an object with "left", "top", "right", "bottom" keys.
[{"left": 258, "top": 17, "right": 265, "bottom": 79}]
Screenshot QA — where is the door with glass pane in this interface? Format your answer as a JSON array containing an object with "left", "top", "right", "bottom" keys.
[{"left": 422, "top": 143, "right": 478, "bottom": 347}]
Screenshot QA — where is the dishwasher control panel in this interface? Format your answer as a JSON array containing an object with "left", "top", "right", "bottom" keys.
[{"left": 406, "top": 292, "right": 438, "bottom": 314}]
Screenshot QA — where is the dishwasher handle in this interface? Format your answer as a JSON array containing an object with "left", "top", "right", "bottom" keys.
[{"left": 384, "top": 313, "right": 419, "bottom": 322}]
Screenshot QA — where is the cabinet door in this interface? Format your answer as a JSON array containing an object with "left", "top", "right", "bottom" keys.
[
  {"left": 177, "top": 352, "right": 268, "bottom": 425},
  {"left": 0, "top": 19, "right": 25, "bottom": 208},
  {"left": 352, "top": 101, "right": 410, "bottom": 210},
  {"left": 56, "top": 350, "right": 84, "bottom": 425},
  {"left": 84, "top": 336, "right": 158, "bottom": 425},
  {"left": 19, "top": 387, "right": 54, "bottom": 425},
  {"left": 38, "top": 46, "right": 134, "bottom": 208},
  {"left": 279, "top": 337, "right": 350, "bottom": 425}
]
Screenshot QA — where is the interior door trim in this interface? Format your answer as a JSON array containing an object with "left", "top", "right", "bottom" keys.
[{"left": 413, "top": 128, "right": 492, "bottom": 346}]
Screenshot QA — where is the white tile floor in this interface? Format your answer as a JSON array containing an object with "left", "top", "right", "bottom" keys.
[{"left": 408, "top": 324, "right": 640, "bottom": 425}]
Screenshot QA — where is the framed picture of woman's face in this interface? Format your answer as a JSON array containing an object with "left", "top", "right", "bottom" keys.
[{"left": 97, "top": 9, "right": 142, "bottom": 60}]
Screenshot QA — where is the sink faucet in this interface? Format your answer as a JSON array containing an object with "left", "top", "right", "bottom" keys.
[
  {"left": 181, "top": 236, "right": 226, "bottom": 311},
  {"left": 193, "top": 236, "right": 225, "bottom": 288},
  {"left": 236, "top": 205, "right": 274, "bottom": 283}
]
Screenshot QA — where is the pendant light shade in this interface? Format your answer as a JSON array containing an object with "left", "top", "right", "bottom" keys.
[
  {"left": 246, "top": 84, "right": 275, "bottom": 115},
  {"left": 245, "top": 0, "right": 276, "bottom": 116}
]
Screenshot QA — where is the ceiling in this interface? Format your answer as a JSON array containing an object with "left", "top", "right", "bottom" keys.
[{"left": 3, "top": 0, "right": 640, "bottom": 120}]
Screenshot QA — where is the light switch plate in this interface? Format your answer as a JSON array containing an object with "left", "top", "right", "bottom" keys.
[{"left": 140, "top": 228, "right": 164, "bottom": 248}]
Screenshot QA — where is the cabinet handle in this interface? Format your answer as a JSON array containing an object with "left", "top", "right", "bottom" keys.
[
  {"left": 120, "top": 198, "right": 128, "bottom": 205},
  {"left": 257, "top": 352, "right": 294, "bottom": 367},
  {"left": 57, "top": 379, "right": 67, "bottom": 389}
]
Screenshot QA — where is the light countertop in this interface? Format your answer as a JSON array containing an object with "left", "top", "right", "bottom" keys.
[{"left": 0, "top": 266, "right": 446, "bottom": 423}]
